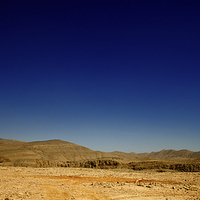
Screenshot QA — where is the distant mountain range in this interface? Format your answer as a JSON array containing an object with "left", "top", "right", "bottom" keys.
[
  {"left": 0, "top": 138, "right": 200, "bottom": 168},
  {"left": 137, "top": 149, "right": 200, "bottom": 160}
]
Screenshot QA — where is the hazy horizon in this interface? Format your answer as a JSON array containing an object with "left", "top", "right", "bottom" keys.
[{"left": 1, "top": 1, "right": 200, "bottom": 153}]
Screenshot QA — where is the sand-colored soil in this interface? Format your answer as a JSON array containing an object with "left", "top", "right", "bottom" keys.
[{"left": 0, "top": 167, "right": 199, "bottom": 200}]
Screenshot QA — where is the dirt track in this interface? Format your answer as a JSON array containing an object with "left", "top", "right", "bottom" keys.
[{"left": 0, "top": 167, "right": 200, "bottom": 200}]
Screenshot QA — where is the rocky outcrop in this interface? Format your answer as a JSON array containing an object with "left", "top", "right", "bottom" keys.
[
  {"left": 35, "top": 159, "right": 122, "bottom": 169},
  {"left": 0, "top": 156, "right": 11, "bottom": 163},
  {"left": 129, "top": 161, "right": 200, "bottom": 172},
  {"left": 35, "top": 159, "right": 200, "bottom": 172}
]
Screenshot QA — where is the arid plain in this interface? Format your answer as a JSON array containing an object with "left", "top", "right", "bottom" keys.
[
  {"left": 0, "top": 138, "right": 200, "bottom": 200},
  {"left": 1, "top": 167, "right": 200, "bottom": 200}
]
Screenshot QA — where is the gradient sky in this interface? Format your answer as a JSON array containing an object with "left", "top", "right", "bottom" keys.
[{"left": 0, "top": 0, "right": 200, "bottom": 153}]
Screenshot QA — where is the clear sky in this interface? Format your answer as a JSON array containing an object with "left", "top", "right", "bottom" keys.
[{"left": 0, "top": 0, "right": 200, "bottom": 153}]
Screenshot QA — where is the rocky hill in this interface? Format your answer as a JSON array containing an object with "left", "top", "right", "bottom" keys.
[
  {"left": 0, "top": 138, "right": 137, "bottom": 167},
  {"left": 138, "top": 149, "right": 200, "bottom": 160},
  {"left": 0, "top": 138, "right": 200, "bottom": 171}
]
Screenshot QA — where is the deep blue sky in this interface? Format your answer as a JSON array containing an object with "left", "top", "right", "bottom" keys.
[{"left": 0, "top": 0, "right": 200, "bottom": 153}]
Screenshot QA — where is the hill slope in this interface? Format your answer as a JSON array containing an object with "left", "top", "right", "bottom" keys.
[
  {"left": 0, "top": 138, "right": 137, "bottom": 167},
  {"left": 138, "top": 149, "right": 200, "bottom": 161},
  {"left": 0, "top": 138, "right": 200, "bottom": 168}
]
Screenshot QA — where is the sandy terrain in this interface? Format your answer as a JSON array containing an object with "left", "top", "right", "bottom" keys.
[{"left": 0, "top": 167, "right": 199, "bottom": 200}]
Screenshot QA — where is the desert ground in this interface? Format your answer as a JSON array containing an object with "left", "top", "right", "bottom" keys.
[{"left": 0, "top": 167, "right": 199, "bottom": 200}]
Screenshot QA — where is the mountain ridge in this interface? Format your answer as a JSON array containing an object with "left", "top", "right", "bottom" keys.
[{"left": 0, "top": 138, "right": 200, "bottom": 168}]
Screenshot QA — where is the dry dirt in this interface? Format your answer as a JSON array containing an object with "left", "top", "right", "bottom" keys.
[{"left": 0, "top": 167, "right": 200, "bottom": 200}]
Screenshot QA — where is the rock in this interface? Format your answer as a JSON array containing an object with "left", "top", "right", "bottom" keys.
[
  {"left": 146, "top": 185, "right": 151, "bottom": 188},
  {"left": 190, "top": 186, "right": 198, "bottom": 191}
]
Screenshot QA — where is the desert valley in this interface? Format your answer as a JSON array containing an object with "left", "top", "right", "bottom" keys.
[{"left": 0, "top": 138, "right": 200, "bottom": 200}]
